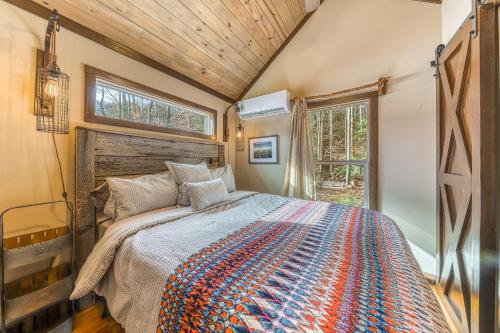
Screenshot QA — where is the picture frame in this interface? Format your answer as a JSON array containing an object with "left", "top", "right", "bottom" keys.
[{"left": 248, "top": 135, "right": 279, "bottom": 164}]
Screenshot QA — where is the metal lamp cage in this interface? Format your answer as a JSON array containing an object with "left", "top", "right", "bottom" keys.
[
  {"left": 235, "top": 123, "right": 245, "bottom": 151},
  {"left": 36, "top": 64, "right": 69, "bottom": 134},
  {"left": 35, "top": 9, "right": 69, "bottom": 134}
]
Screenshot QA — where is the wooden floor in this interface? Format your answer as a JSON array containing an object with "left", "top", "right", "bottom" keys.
[
  {"left": 73, "top": 303, "right": 123, "bottom": 333},
  {"left": 430, "top": 284, "right": 458, "bottom": 333}
]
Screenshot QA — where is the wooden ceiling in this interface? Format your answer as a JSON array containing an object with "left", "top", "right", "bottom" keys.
[{"left": 26, "top": 0, "right": 312, "bottom": 101}]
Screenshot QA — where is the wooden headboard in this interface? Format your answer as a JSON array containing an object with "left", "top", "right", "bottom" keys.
[{"left": 75, "top": 127, "right": 224, "bottom": 277}]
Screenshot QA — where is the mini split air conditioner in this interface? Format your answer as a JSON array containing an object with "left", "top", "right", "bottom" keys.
[{"left": 237, "top": 90, "right": 291, "bottom": 120}]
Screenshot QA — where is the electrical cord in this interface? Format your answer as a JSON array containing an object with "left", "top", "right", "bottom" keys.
[{"left": 51, "top": 133, "right": 74, "bottom": 223}]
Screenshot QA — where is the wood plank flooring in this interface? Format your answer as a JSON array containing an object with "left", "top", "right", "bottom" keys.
[{"left": 73, "top": 303, "right": 123, "bottom": 333}]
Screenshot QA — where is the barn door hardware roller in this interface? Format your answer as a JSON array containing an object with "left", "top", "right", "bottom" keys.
[{"left": 470, "top": 0, "right": 478, "bottom": 38}]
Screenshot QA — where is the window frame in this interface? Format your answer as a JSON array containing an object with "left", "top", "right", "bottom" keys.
[
  {"left": 84, "top": 65, "right": 218, "bottom": 140},
  {"left": 308, "top": 91, "right": 378, "bottom": 210}
]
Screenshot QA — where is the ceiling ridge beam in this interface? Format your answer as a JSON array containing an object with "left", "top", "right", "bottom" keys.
[
  {"left": 237, "top": 2, "right": 318, "bottom": 100},
  {"left": 3, "top": 0, "right": 236, "bottom": 103},
  {"left": 238, "top": 0, "right": 442, "bottom": 101}
]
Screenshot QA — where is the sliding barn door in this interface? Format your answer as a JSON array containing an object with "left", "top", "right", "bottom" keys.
[{"left": 436, "top": 3, "right": 498, "bottom": 333}]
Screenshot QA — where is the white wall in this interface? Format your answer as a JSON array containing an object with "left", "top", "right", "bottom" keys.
[
  {"left": 0, "top": 2, "right": 229, "bottom": 237},
  {"left": 235, "top": 0, "right": 442, "bottom": 259},
  {"left": 442, "top": 0, "right": 471, "bottom": 43}
]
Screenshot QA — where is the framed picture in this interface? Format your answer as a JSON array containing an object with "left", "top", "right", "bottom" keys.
[{"left": 248, "top": 135, "right": 279, "bottom": 164}]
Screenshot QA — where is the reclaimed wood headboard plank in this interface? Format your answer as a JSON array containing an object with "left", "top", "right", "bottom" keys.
[
  {"left": 94, "top": 131, "right": 220, "bottom": 157},
  {"left": 94, "top": 156, "right": 218, "bottom": 178},
  {"left": 75, "top": 127, "right": 224, "bottom": 309}
]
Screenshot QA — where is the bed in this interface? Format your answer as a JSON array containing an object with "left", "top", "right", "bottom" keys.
[{"left": 73, "top": 128, "right": 449, "bottom": 333}]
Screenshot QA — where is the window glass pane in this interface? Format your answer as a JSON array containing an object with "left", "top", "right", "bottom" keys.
[
  {"left": 314, "top": 164, "right": 366, "bottom": 207},
  {"left": 309, "top": 101, "right": 369, "bottom": 161},
  {"left": 95, "top": 79, "right": 214, "bottom": 136}
]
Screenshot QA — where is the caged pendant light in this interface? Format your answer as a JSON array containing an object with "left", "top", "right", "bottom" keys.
[
  {"left": 35, "top": 9, "right": 69, "bottom": 134},
  {"left": 235, "top": 123, "right": 245, "bottom": 151}
]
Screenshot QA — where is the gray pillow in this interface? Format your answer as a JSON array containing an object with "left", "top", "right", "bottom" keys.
[
  {"left": 90, "top": 182, "right": 115, "bottom": 222},
  {"left": 209, "top": 164, "right": 236, "bottom": 193},
  {"left": 186, "top": 178, "right": 229, "bottom": 211},
  {"left": 90, "top": 182, "right": 110, "bottom": 210},
  {"left": 107, "top": 172, "right": 178, "bottom": 221},
  {"left": 103, "top": 191, "right": 115, "bottom": 219},
  {"left": 165, "top": 162, "right": 211, "bottom": 206}
]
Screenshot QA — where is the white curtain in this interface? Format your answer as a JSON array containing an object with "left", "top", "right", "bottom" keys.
[{"left": 282, "top": 97, "right": 316, "bottom": 200}]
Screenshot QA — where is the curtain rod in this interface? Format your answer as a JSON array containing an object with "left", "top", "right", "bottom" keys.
[{"left": 293, "top": 77, "right": 389, "bottom": 102}]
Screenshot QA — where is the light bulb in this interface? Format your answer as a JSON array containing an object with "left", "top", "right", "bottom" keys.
[
  {"left": 235, "top": 124, "right": 244, "bottom": 139},
  {"left": 44, "top": 78, "right": 59, "bottom": 97}
]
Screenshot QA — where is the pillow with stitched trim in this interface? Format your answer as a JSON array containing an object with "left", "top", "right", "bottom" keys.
[
  {"left": 165, "top": 162, "right": 211, "bottom": 206},
  {"left": 186, "top": 178, "right": 229, "bottom": 211},
  {"left": 107, "top": 172, "right": 178, "bottom": 221},
  {"left": 209, "top": 164, "right": 236, "bottom": 193}
]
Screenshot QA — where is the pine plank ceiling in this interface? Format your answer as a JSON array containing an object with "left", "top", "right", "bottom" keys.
[{"left": 29, "top": 0, "right": 311, "bottom": 101}]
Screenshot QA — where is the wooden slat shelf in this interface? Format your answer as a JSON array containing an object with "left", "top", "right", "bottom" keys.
[
  {"left": 4, "top": 227, "right": 69, "bottom": 250},
  {"left": 4, "top": 263, "right": 70, "bottom": 300},
  {"left": 4, "top": 233, "right": 73, "bottom": 271},
  {"left": 5, "top": 275, "right": 73, "bottom": 327},
  {"left": 5, "top": 301, "right": 72, "bottom": 333}
]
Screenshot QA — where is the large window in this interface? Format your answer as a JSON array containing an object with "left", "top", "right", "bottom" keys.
[
  {"left": 85, "top": 66, "right": 216, "bottom": 140},
  {"left": 308, "top": 92, "right": 378, "bottom": 209}
]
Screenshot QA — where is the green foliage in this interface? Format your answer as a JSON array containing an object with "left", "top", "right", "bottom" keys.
[
  {"left": 95, "top": 82, "right": 212, "bottom": 135},
  {"left": 254, "top": 148, "right": 272, "bottom": 159},
  {"left": 353, "top": 118, "right": 368, "bottom": 160},
  {"left": 309, "top": 102, "right": 369, "bottom": 207}
]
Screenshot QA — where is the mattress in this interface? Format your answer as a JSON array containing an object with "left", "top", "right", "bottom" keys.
[{"left": 72, "top": 191, "right": 449, "bottom": 332}]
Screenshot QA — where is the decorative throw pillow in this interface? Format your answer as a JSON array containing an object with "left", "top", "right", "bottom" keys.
[
  {"left": 103, "top": 192, "right": 116, "bottom": 219},
  {"left": 165, "top": 162, "right": 211, "bottom": 206},
  {"left": 107, "top": 172, "right": 178, "bottom": 221},
  {"left": 90, "top": 182, "right": 115, "bottom": 222},
  {"left": 209, "top": 164, "right": 236, "bottom": 193},
  {"left": 90, "top": 182, "right": 110, "bottom": 211},
  {"left": 185, "top": 178, "right": 229, "bottom": 211}
]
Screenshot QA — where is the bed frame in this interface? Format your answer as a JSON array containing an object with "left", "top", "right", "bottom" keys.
[{"left": 75, "top": 127, "right": 224, "bottom": 308}]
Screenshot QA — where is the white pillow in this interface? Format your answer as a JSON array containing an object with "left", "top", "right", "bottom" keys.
[
  {"left": 209, "top": 164, "right": 236, "bottom": 193},
  {"left": 185, "top": 178, "right": 229, "bottom": 211},
  {"left": 165, "top": 162, "right": 211, "bottom": 206},
  {"left": 89, "top": 182, "right": 115, "bottom": 221},
  {"left": 107, "top": 172, "right": 178, "bottom": 221},
  {"left": 103, "top": 191, "right": 115, "bottom": 219}
]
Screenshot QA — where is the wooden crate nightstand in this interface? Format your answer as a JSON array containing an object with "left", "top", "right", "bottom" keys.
[{"left": 0, "top": 201, "right": 75, "bottom": 333}]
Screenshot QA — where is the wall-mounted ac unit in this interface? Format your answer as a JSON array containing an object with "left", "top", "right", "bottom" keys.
[{"left": 238, "top": 90, "right": 291, "bottom": 120}]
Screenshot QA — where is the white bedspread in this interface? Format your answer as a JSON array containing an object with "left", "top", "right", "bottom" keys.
[{"left": 71, "top": 191, "right": 288, "bottom": 333}]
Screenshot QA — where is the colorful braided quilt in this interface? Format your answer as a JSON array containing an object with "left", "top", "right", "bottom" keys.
[{"left": 156, "top": 199, "right": 449, "bottom": 332}]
